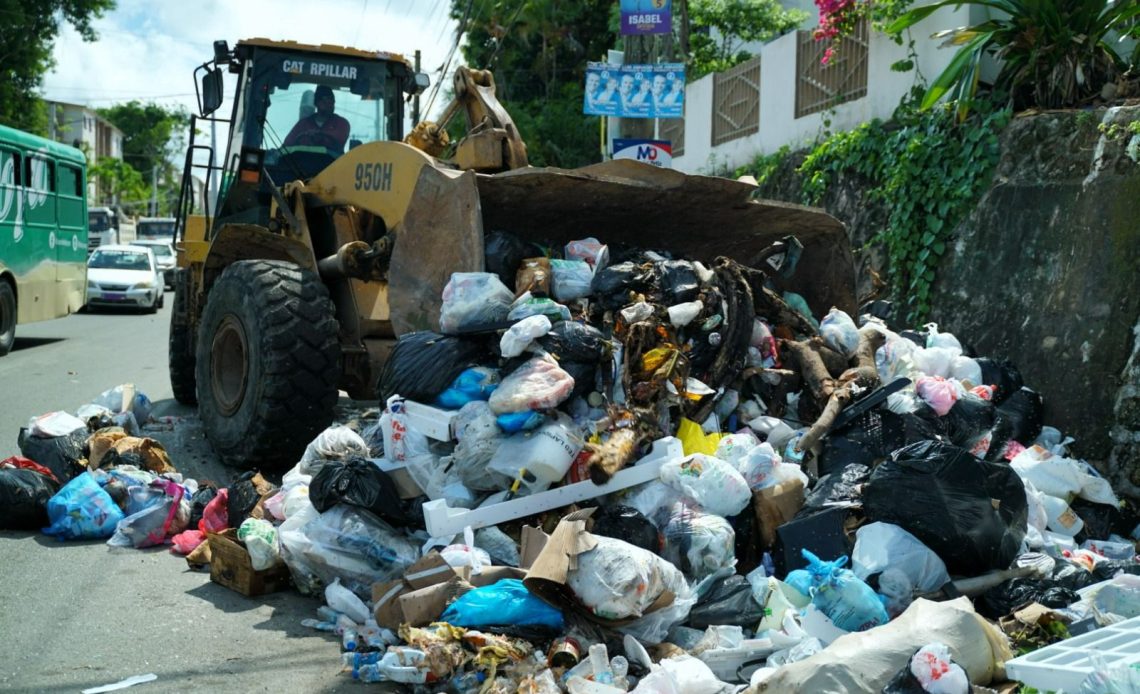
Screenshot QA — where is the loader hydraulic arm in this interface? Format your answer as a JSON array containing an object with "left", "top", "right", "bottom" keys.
[{"left": 405, "top": 66, "right": 528, "bottom": 172}]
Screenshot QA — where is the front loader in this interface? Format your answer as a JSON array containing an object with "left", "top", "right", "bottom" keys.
[{"left": 170, "top": 38, "right": 855, "bottom": 470}]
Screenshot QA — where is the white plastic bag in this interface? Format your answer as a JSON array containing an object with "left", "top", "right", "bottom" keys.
[
  {"left": 912, "top": 347, "right": 957, "bottom": 378},
  {"left": 659, "top": 454, "right": 751, "bottom": 517},
  {"left": 852, "top": 522, "right": 950, "bottom": 594},
  {"left": 1010, "top": 445, "right": 1120, "bottom": 505},
  {"left": 820, "top": 307, "right": 860, "bottom": 358},
  {"left": 657, "top": 655, "right": 727, "bottom": 694},
  {"left": 238, "top": 517, "right": 280, "bottom": 571},
  {"left": 714, "top": 431, "right": 760, "bottom": 468},
  {"left": 736, "top": 442, "right": 783, "bottom": 490},
  {"left": 488, "top": 354, "right": 575, "bottom": 414},
  {"left": 551, "top": 259, "right": 593, "bottom": 301},
  {"left": 948, "top": 355, "right": 983, "bottom": 386},
  {"left": 500, "top": 314, "right": 552, "bottom": 358},
  {"left": 299, "top": 425, "right": 368, "bottom": 476},
  {"left": 439, "top": 272, "right": 514, "bottom": 334},
  {"left": 567, "top": 535, "right": 686, "bottom": 621},
  {"left": 325, "top": 577, "right": 370, "bottom": 624},
  {"left": 668, "top": 301, "right": 703, "bottom": 327},
  {"left": 28, "top": 411, "right": 86, "bottom": 437},
  {"left": 925, "top": 323, "right": 964, "bottom": 355}
]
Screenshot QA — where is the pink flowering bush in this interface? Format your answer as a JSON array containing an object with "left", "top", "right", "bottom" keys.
[{"left": 813, "top": 0, "right": 864, "bottom": 64}]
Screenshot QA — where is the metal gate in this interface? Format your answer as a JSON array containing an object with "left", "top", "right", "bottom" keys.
[{"left": 795, "top": 20, "right": 869, "bottom": 119}]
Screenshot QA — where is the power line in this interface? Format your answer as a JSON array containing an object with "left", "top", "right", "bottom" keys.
[
  {"left": 424, "top": 0, "right": 474, "bottom": 116},
  {"left": 351, "top": 0, "right": 370, "bottom": 47}
]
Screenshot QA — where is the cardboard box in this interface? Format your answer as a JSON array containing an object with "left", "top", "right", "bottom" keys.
[
  {"left": 371, "top": 551, "right": 526, "bottom": 630},
  {"left": 753, "top": 477, "right": 806, "bottom": 550},
  {"left": 208, "top": 530, "right": 291, "bottom": 597},
  {"left": 522, "top": 508, "right": 674, "bottom": 628}
]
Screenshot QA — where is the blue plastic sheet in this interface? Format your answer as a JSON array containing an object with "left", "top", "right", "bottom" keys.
[
  {"left": 436, "top": 367, "right": 499, "bottom": 409},
  {"left": 440, "top": 578, "right": 564, "bottom": 629},
  {"left": 42, "top": 471, "right": 126, "bottom": 540},
  {"left": 496, "top": 410, "right": 544, "bottom": 433}
]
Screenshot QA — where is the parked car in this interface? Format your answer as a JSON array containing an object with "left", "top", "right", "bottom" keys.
[
  {"left": 129, "top": 239, "right": 176, "bottom": 289},
  {"left": 135, "top": 217, "right": 176, "bottom": 241},
  {"left": 85, "top": 244, "right": 164, "bottom": 312}
]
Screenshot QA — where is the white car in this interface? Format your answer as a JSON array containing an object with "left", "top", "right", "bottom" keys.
[
  {"left": 129, "top": 239, "right": 176, "bottom": 289},
  {"left": 86, "top": 244, "right": 165, "bottom": 312}
]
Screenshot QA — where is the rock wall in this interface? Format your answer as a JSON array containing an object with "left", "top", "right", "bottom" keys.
[{"left": 754, "top": 106, "right": 1140, "bottom": 496}]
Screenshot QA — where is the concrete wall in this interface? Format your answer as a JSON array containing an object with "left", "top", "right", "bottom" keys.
[{"left": 674, "top": 5, "right": 974, "bottom": 174}]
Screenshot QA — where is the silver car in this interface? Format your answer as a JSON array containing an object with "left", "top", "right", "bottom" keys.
[
  {"left": 86, "top": 245, "right": 164, "bottom": 312},
  {"left": 129, "top": 239, "right": 177, "bottom": 289}
]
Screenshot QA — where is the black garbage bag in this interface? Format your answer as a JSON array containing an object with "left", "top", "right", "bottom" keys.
[
  {"left": 591, "top": 504, "right": 659, "bottom": 554},
  {"left": 228, "top": 471, "right": 276, "bottom": 529},
  {"left": 377, "top": 331, "right": 486, "bottom": 403},
  {"left": 1071, "top": 499, "right": 1139, "bottom": 543},
  {"left": 559, "top": 360, "right": 599, "bottom": 399},
  {"left": 689, "top": 574, "right": 764, "bottom": 629},
  {"left": 975, "top": 357, "right": 1024, "bottom": 405},
  {"left": 310, "top": 456, "right": 409, "bottom": 526},
  {"left": 978, "top": 577, "right": 1081, "bottom": 619},
  {"left": 899, "top": 329, "right": 928, "bottom": 347},
  {"left": 1092, "top": 560, "right": 1140, "bottom": 582},
  {"left": 17, "top": 428, "right": 88, "bottom": 483},
  {"left": 992, "top": 387, "right": 1044, "bottom": 446},
  {"left": 798, "top": 463, "right": 869, "bottom": 517},
  {"left": 819, "top": 406, "right": 946, "bottom": 476},
  {"left": 863, "top": 440, "right": 1028, "bottom": 576},
  {"left": 0, "top": 468, "right": 60, "bottom": 529},
  {"left": 187, "top": 484, "right": 219, "bottom": 530},
  {"left": 590, "top": 261, "right": 657, "bottom": 308},
  {"left": 943, "top": 394, "right": 995, "bottom": 450},
  {"left": 538, "top": 321, "right": 608, "bottom": 363},
  {"left": 484, "top": 231, "right": 535, "bottom": 290},
  {"left": 658, "top": 260, "right": 700, "bottom": 304}
]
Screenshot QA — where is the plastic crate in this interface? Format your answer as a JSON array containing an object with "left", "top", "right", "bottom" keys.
[{"left": 1004, "top": 614, "right": 1140, "bottom": 693}]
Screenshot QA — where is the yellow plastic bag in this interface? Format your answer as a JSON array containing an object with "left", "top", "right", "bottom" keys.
[{"left": 677, "top": 417, "right": 722, "bottom": 456}]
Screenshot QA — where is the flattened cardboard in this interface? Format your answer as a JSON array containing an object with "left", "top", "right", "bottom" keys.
[
  {"left": 522, "top": 508, "right": 674, "bottom": 627},
  {"left": 753, "top": 477, "right": 806, "bottom": 549}
]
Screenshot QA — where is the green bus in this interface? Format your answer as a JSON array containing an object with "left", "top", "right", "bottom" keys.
[{"left": 0, "top": 124, "right": 88, "bottom": 356}]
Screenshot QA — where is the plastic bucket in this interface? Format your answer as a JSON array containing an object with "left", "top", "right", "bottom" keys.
[{"left": 488, "top": 416, "right": 583, "bottom": 492}]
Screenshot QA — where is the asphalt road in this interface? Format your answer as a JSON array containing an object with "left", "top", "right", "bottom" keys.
[{"left": 0, "top": 299, "right": 368, "bottom": 693}]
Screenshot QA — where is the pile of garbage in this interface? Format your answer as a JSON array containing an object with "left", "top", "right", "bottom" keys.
[{"left": 3, "top": 232, "right": 1140, "bottom": 693}]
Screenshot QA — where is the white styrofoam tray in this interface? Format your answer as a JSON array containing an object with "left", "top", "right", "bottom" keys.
[{"left": 1004, "top": 614, "right": 1140, "bottom": 693}]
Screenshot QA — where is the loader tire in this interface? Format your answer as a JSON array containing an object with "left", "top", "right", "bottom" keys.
[
  {"left": 168, "top": 269, "right": 197, "bottom": 404},
  {"left": 196, "top": 260, "right": 341, "bottom": 470}
]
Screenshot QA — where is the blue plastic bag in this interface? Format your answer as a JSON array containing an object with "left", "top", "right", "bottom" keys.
[
  {"left": 496, "top": 410, "right": 544, "bottom": 433},
  {"left": 440, "top": 578, "right": 564, "bottom": 629},
  {"left": 785, "top": 549, "right": 889, "bottom": 632},
  {"left": 436, "top": 367, "right": 500, "bottom": 409},
  {"left": 42, "top": 471, "right": 126, "bottom": 540}
]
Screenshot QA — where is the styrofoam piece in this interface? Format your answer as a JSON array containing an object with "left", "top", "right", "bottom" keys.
[
  {"left": 1004, "top": 614, "right": 1140, "bottom": 693},
  {"left": 402, "top": 398, "right": 458, "bottom": 441},
  {"left": 698, "top": 640, "right": 775, "bottom": 683},
  {"left": 422, "top": 437, "right": 683, "bottom": 537}
]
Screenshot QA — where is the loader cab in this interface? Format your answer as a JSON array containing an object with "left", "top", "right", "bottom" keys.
[{"left": 182, "top": 38, "right": 427, "bottom": 235}]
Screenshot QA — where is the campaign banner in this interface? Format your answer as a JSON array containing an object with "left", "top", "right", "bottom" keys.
[
  {"left": 613, "top": 139, "right": 673, "bottom": 168},
  {"left": 620, "top": 0, "right": 672, "bottom": 35},
  {"left": 583, "top": 62, "right": 684, "bottom": 119}
]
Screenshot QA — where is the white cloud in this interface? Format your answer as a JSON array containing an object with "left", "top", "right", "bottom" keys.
[{"left": 42, "top": 0, "right": 459, "bottom": 120}]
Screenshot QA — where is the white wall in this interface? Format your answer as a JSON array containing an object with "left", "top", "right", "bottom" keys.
[{"left": 674, "top": 4, "right": 973, "bottom": 174}]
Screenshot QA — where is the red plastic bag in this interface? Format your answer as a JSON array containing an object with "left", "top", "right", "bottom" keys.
[
  {"left": 171, "top": 529, "right": 206, "bottom": 555},
  {"left": 1, "top": 455, "right": 59, "bottom": 483},
  {"left": 199, "top": 487, "right": 229, "bottom": 533}
]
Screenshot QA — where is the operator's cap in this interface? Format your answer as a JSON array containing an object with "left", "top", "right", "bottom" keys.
[{"left": 315, "top": 85, "right": 335, "bottom": 102}]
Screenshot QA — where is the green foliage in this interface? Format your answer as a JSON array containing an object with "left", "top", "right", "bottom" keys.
[
  {"left": 97, "top": 101, "right": 189, "bottom": 214},
  {"left": 735, "top": 145, "right": 792, "bottom": 185},
  {"left": 797, "top": 96, "right": 1010, "bottom": 322},
  {"left": 0, "top": 0, "right": 114, "bottom": 134},
  {"left": 888, "top": 0, "right": 1140, "bottom": 119},
  {"left": 452, "top": 0, "right": 613, "bottom": 168},
  {"left": 688, "top": 0, "right": 808, "bottom": 79},
  {"left": 88, "top": 156, "right": 147, "bottom": 210}
]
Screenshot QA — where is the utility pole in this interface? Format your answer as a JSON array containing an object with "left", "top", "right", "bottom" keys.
[{"left": 151, "top": 164, "right": 158, "bottom": 216}]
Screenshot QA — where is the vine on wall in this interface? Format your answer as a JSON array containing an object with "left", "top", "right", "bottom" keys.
[{"left": 740, "top": 95, "right": 1010, "bottom": 323}]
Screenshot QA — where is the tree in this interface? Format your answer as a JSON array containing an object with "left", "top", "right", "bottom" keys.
[
  {"left": 88, "top": 156, "right": 147, "bottom": 211},
  {"left": 688, "top": 0, "right": 808, "bottom": 79},
  {"left": 97, "top": 101, "right": 190, "bottom": 215},
  {"left": 0, "top": 0, "right": 115, "bottom": 134},
  {"left": 449, "top": 0, "right": 615, "bottom": 168}
]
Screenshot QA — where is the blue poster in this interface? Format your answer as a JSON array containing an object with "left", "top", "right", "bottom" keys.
[
  {"left": 620, "top": 0, "right": 672, "bottom": 35},
  {"left": 583, "top": 62, "right": 685, "bottom": 119}
]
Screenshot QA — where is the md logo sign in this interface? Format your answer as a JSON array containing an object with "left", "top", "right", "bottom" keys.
[{"left": 612, "top": 139, "right": 672, "bottom": 168}]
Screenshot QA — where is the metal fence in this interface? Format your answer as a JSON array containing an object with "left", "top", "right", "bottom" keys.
[
  {"left": 711, "top": 56, "right": 762, "bottom": 146},
  {"left": 795, "top": 20, "right": 869, "bottom": 119},
  {"left": 659, "top": 115, "right": 685, "bottom": 156}
]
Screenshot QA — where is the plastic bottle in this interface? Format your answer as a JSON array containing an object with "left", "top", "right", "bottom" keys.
[
  {"left": 335, "top": 613, "right": 359, "bottom": 634},
  {"left": 341, "top": 628, "right": 359, "bottom": 651},
  {"left": 317, "top": 605, "right": 343, "bottom": 622},
  {"left": 300, "top": 618, "right": 337, "bottom": 632},
  {"left": 342, "top": 651, "right": 383, "bottom": 669},
  {"left": 589, "top": 643, "right": 614, "bottom": 685},
  {"left": 355, "top": 650, "right": 429, "bottom": 684},
  {"left": 610, "top": 656, "right": 629, "bottom": 690}
]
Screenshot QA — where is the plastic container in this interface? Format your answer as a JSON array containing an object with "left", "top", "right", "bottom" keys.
[
  {"left": 1004, "top": 614, "right": 1140, "bottom": 693},
  {"left": 487, "top": 415, "right": 583, "bottom": 493},
  {"left": 1040, "top": 494, "right": 1084, "bottom": 536}
]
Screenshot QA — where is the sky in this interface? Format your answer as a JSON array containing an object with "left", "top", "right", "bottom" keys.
[{"left": 41, "top": 0, "right": 461, "bottom": 121}]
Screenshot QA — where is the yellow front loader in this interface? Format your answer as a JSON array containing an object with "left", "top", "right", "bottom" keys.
[{"left": 171, "top": 38, "right": 854, "bottom": 469}]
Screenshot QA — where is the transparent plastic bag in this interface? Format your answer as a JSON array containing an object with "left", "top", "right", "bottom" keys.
[
  {"left": 453, "top": 402, "right": 510, "bottom": 491},
  {"left": 507, "top": 292, "right": 572, "bottom": 322},
  {"left": 108, "top": 480, "right": 188, "bottom": 549},
  {"left": 488, "top": 354, "right": 575, "bottom": 414},
  {"left": 500, "top": 315, "right": 553, "bottom": 358},
  {"left": 659, "top": 454, "right": 751, "bottom": 517},
  {"left": 299, "top": 425, "right": 369, "bottom": 476},
  {"left": 736, "top": 442, "right": 783, "bottom": 490},
  {"left": 851, "top": 522, "right": 950, "bottom": 594},
  {"left": 820, "top": 307, "right": 860, "bottom": 358},
  {"left": 439, "top": 272, "right": 514, "bottom": 334},
  {"left": 567, "top": 535, "right": 683, "bottom": 620},
  {"left": 551, "top": 259, "right": 593, "bottom": 302},
  {"left": 662, "top": 505, "right": 736, "bottom": 581},
  {"left": 301, "top": 505, "right": 420, "bottom": 596},
  {"left": 714, "top": 431, "right": 760, "bottom": 468}
]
